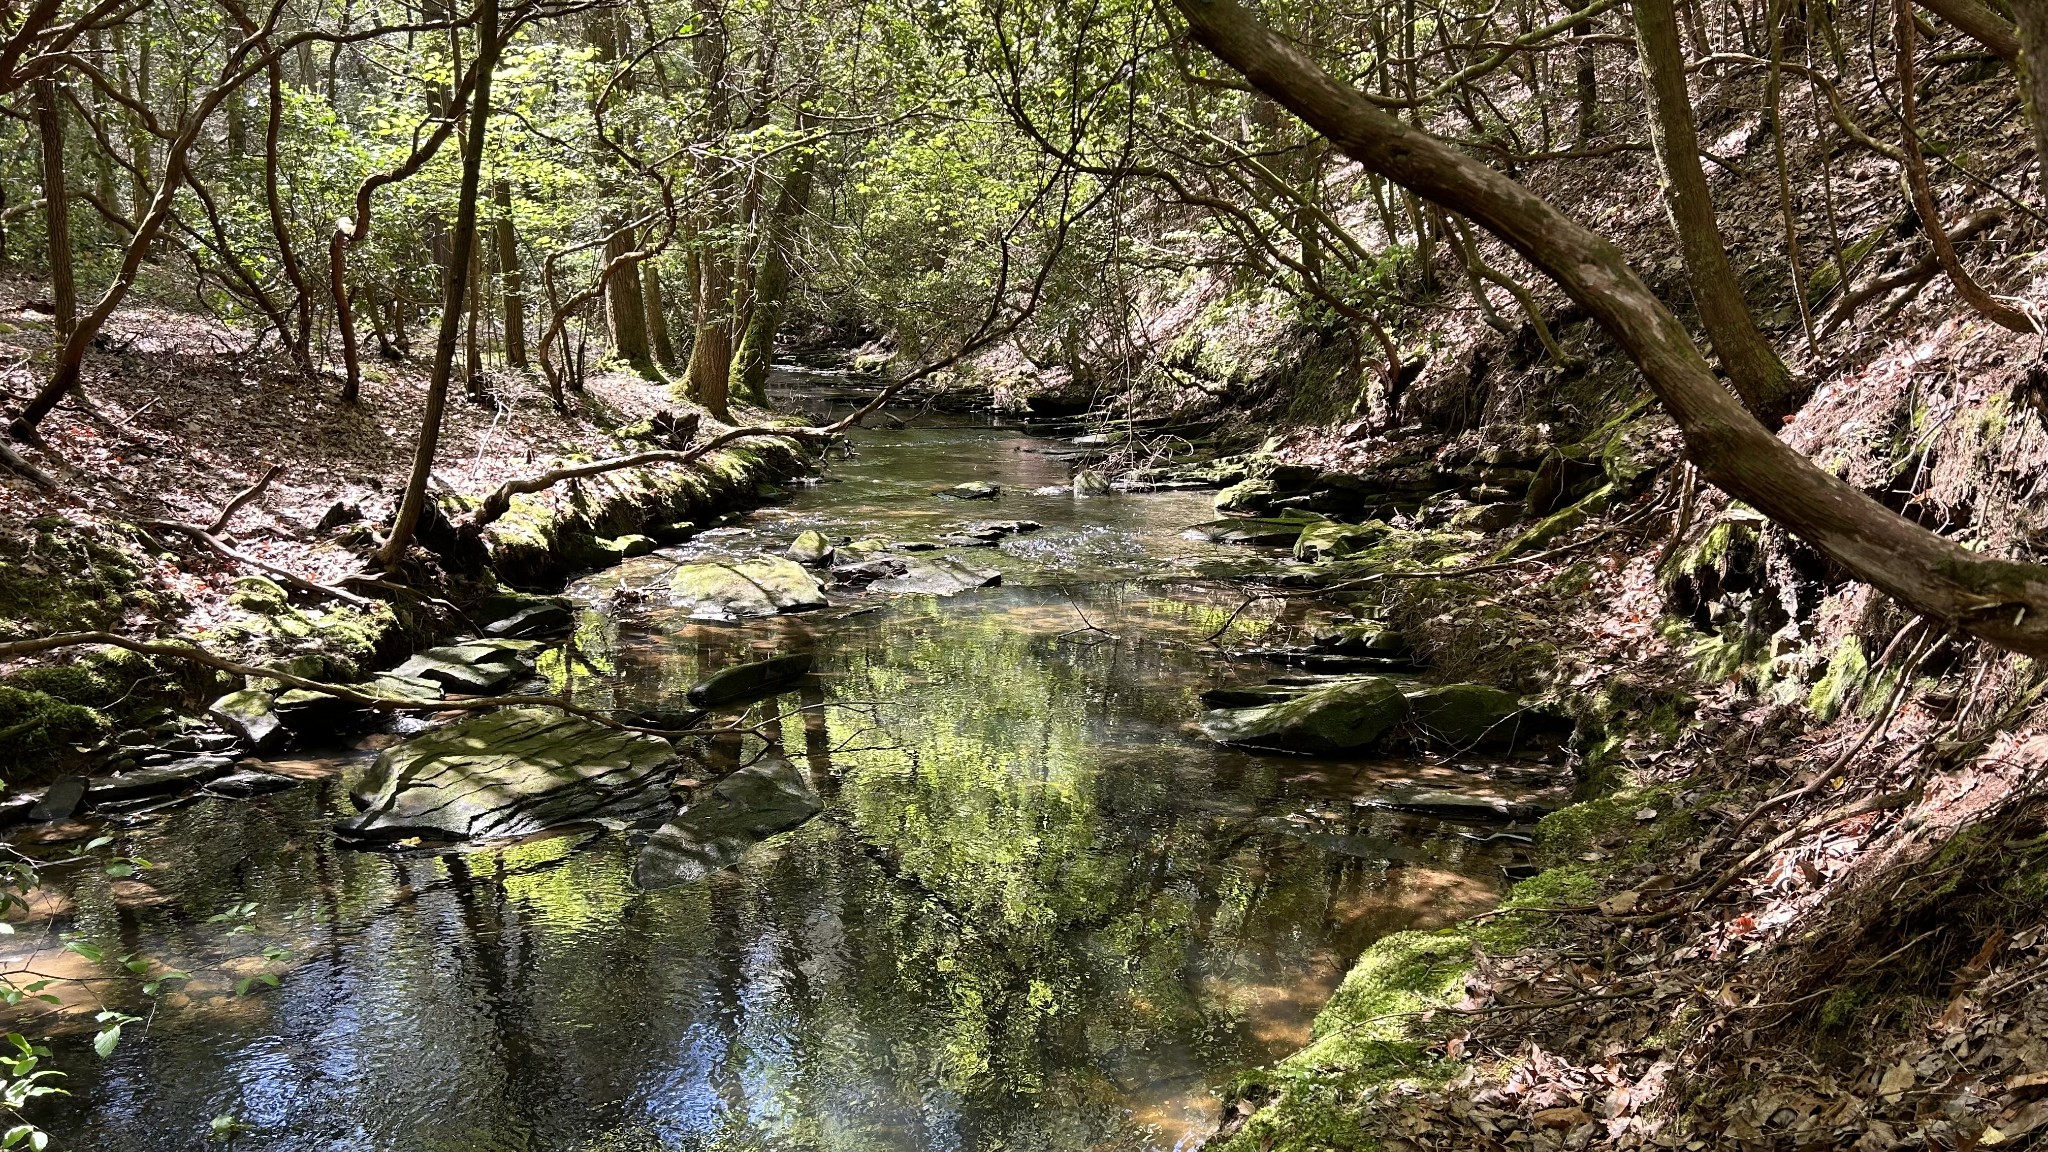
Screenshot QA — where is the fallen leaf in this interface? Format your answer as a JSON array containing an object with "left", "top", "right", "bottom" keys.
[
  {"left": 1878, "top": 1060, "right": 1915, "bottom": 1102},
  {"left": 1599, "top": 890, "right": 1641, "bottom": 916},
  {"left": 1534, "top": 1106, "right": 1591, "bottom": 1129}
]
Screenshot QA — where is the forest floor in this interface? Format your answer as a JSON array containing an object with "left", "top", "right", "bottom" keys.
[{"left": 0, "top": 272, "right": 746, "bottom": 641}]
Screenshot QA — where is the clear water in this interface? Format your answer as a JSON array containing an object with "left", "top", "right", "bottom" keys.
[{"left": 13, "top": 383, "right": 1540, "bottom": 1151}]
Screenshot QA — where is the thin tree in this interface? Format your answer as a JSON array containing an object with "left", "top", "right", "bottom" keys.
[{"left": 375, "top": 0, "right": 499, "bottom": 569}]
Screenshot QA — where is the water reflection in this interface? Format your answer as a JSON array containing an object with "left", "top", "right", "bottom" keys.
[{"left": 19, "top": 414, "right": 1528, "bottom": 1152}]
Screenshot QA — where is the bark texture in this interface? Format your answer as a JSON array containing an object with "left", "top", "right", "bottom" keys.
[{"left": 1633, "top": 0, "right": 1798, "bottom": 422}]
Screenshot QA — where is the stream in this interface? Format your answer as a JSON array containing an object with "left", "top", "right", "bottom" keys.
[{"left": 15, "top": 381, "right": 1535, "bottom": 1151}]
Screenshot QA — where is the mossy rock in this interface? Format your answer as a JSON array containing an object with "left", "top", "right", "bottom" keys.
[
  {"left": 0, "top": 686, "right": 108, "bottom": 778},
  {"left": 228, "top": 576, "right": 293, "bottom": 614},
  {"left": 669, "top": 555, "right": 827, "bottom": 621},
  {"left": 339, "top": 707, "right": 680, "bottom": 843},
  {"left": 1201, "top": 677, "right": 1410, "bottom": 755},
  {"left": 1488, "top": 483, "right": 1613, "bottom": 562},
  {"left": 1294, "top": 520, "right": 1391, "bottom": 562},
  {"left": 1403, "top": 683, "right": 1559, "bottom": 753}
]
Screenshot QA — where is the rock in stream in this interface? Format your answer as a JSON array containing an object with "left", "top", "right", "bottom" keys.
[
  {"left": 632, "top": 755, "right": 824, "bottom": 889},
  {"left": 669, "top": 555, "right": 829, "bottom": 620},
  {"left": 337, "top": 707, "right": 681, "bottom": 843}
]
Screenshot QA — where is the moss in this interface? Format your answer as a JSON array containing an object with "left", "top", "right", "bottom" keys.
[
  {"left": 0, "top": 521, "right": 145, "bottom": 640},
  {"left": 1488, "top": 484, "right": 1612, "bottom": 562},
  {"left": 1216, "top": 863, "right": 1609, "bottom": 1152},
  {"left": 1808, "top": 636, "right": 1869, "bottom": 722},
  {"left": 0, "top": 686, "right": 108, "bottom": 778},
  {"left": 1818, "top": 984, "right": 1869, "bottom": 1032},
  {"left": 1215, "top": 929, "right": 1471, "bottom": 1152}
]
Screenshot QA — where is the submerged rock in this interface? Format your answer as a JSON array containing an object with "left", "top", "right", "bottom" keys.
[
  {"left": 337, "top": 707, "right": 679, "bottom": 843},
  {"left": 942, "top": 481, "right": 1001, "bottom": 500},
  {"left": 208, "top": 689, "right": 284, "bottom": 751},
  {"left": 1200, "top": 677, "right": 1410, "bottom": 755},
  {"left": 1370, "top": 788, "right": 1555, "bottom": 824},
  {"left": 1188, "top": 514, "right": 1321, "bottom": 547},
  {"left": 687, "top": 653, "right": 816, "bottom": 707},
  {"left": 632, "top": 756, "right": 823, "bottom": 889},
  {"left": 668, "top": 555, "right": 828, "bottom": 620},
  {"left": 868, "top": 555, "right": 1001, "bottom": 596},
  {"left": 204, "top": 770, "right": 298, "bottom": 798}
]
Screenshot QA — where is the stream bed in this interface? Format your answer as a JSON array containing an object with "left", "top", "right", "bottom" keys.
[{"left": 14, "top": 387, "right": 1542, "bottom": 1151}]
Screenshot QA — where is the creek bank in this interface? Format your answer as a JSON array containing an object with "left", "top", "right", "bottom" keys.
[{"left": 0, "top": 431, "right": 815, "bottom": 807}]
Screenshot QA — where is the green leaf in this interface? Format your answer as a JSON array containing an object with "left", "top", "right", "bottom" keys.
[{"left": 92, "top": 1024, "right": 120, "bottom": 1059}]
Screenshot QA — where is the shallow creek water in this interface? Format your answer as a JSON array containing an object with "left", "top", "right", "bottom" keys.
[{"left": 16, "top": 389, "right": 1537, "bottom": 1151}]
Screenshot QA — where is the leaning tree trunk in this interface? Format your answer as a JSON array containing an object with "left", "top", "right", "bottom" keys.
[
  {"left": 732, "top": 152, "right": 816, "bottom": 405},
  {"left": 2013, "top": 1, "right": 2048, "bottom": 194},
  {"left": 604, "top": 222, "right": 653, "bottom": 372},
  {"left": 493, "top": 178, "right": 527, "bottom": 369},
  {"left": 1167, "top": 0, "right": 2048, "bottom": 658},
  {"left": 376, "top": 0, "right": 498, "bottom": 569},
  {"left": 33, "top": 78, "right": 74, "bottom": 338},
  {"left": 1634, "top": 0, "right": 1798, "bottom": 423}
]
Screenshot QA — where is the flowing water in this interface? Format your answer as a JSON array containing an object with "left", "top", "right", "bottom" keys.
[{"left": 13, "top": 384, "right": 1541, "bottom": 1151}]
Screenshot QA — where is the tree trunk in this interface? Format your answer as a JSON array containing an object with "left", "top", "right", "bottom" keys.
[
  {"left": 1571, "top": 19, "right": 1599, "bottom": 145},
  {"left": 1915, "top": 0, "right": 2020, "bottom": 59},
  {"left": 1166, "top": 0, "right": 2048, "bottom": 659},
  {"left": 687, "top": 254, "right": 734, "bottom": 421},
  {"left": 376, "top": 0, "right": 498, "bottom": 569},
  {"left": 492, "top": 179, "right": 527, "bottom": 368},
  {"left": 645, "top": 262, "right": 677, "bottom": 367},
  {"left": 731, "top": 153, "right": 816, "bottom": 405},
  {"left": 465, "top": 231, "right": 484, "bottom": 397},
  {"left": 604, "top": 223, "right": 653, "bottom": 371},
  {"left": 1634, "top": 0, "right": 1799, "bottom": 422},
  {"left": 33, "top": 78, "right": 74, "bottom": 339},
  {"left": 2014, "top": 0, "right": 2048, "bottom": 192}
]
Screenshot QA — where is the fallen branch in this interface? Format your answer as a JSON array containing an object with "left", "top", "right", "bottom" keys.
[
  {"left": 206, "top": 461, "right": 284, "bottom": 535},
  {"left": 0, "top": 630, "right": 701, "bottom": 738},
  {"left": 1823, "top": 209, "right": 2005, "bottom": 335},
  {"left": 143, "top": 518, "right": 372, "bottom": 607},
  {"left": 0, "top": 441, "right": 56, "bottom": 490}
]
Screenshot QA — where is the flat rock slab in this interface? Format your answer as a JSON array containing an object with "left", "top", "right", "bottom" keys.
[
  {"left": 29, "top": 776, "right": 88, "bottom": 822},
  {"left": 337, "top": 707, "right": 680, "bottom": 844},
  {"left": 90, "top": 758, "right": 239, "bottom": 805},
  {"left": 669, "top": 555, "right": 828, "bottom": 621},
  {"left": 1200, "top": 677, "right": 1410, "bottom": 755},
  {"left": 687, "top": 653, "right": 816, "bottom": 708},
  {"left": 390, "top": 641, "right": 539, "bottom": 694},
  {"left": 633, "top": 756, "right": 823, "bottom": 889},
  {"left": 867, "top": 555, "right": 1001, "bottom": 596}
]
